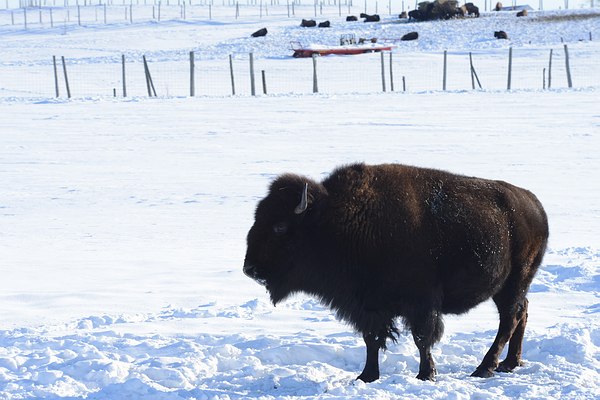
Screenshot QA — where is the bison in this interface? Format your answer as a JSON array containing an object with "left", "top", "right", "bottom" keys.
[
  {"left": 243, "top": 163, "right": 548, "bottom": 382},
  {"left": 300, "top": 19, "right": 317, "bottom": 27},
  {"left": 362, "top": 13, "right": 381, "bottom": 22},
  {"left": 495, "top": 30, "right": 509, "bottom": 39},
  {"left": 346, "top": 15, "right": 358, "bottom": 21},
  {"left": 517, "top": 9, "right": 528, "bottom": 17},
  {"left": 408, "top": 9, "right": 423, "bottom": 21},
  {"left": 250, "top": 27, "right": 268, "bottom": 38},
  {"left": 401, "top": 31, "right": 419, "bottom": 41},
  {"left": 318, "top": 20, "right": 331, "bottom": 28},
  {"left": 464, "top": 2, "right": 480, "bottom": 17}
]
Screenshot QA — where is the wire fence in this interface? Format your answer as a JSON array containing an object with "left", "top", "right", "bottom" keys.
[
  {"left": 1, "top": 0, "right": 598, "bottom": 30},
  {"left": 1, "top": 43, "right": 598, "bottom": 99}
]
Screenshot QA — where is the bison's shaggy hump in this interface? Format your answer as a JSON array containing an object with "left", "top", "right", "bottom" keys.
[{"left": 244, "top": 162, "right": 548, "bottom": 383}]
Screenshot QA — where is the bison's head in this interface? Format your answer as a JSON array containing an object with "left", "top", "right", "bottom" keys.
[{"left": 243, "top": 174, "right": 325, "bottom": 305}]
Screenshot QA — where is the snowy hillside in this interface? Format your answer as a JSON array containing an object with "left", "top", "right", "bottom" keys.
[{"left": 0, "top": 2, "right": 599, "bottom": 399}]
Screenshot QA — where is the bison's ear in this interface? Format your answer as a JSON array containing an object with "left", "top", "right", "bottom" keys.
[{"left": 294, "top": 183, "right": 309, "bottom": 214}]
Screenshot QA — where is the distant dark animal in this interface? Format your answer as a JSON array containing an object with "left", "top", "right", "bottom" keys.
[
  {"left": 244, "top": 163, "right": 548, "bottom": 382},
  {"left": 250, "top": 27, "right": 268, "bottom": 38},
  {"left": 408, "top": 9, "right": 423, "bottom": 21},
  {"left": 362, "top": 13, "right": 380, "bottom": 22},
  {"left": 401, "top": 31, "right": 419, "bottom": 41},
  {"left": 300, "top": 19, "right": 317, "bottom": 27},
  {"left": 346, "top": 15, "right": 358, "bottom": 21},
  {"left": 494, "top": 30, "right": 508, "bottom": 39},
  {"left": 399, "top": 11, "right": 408, "bottom": 19},
  {"left": 318, "top": 20, "right": 331, "bottom": 28},
  {"left": 359, "top": 13, "right": 368, "bottom": 18},
  {"left": 495, "top": 2, "right": 503, "bottom": 11},
  {"left": 517, "top": 9, "right": 528, "bottom": 17},
  {"left": 464, "top": 2, "right": 480, "bottom": 17}
]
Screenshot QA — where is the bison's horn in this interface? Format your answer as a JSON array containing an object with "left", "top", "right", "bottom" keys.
[{"left": 294, "top": 183, "right": 309, "bottom": 214}]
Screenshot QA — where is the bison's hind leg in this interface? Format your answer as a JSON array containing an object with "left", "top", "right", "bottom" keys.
[
  {"left": 471, "top": 296, "right": 529, "bottom": 378},
  {"left": 496, "top": 297, "right": 528, "bottom": 373}
]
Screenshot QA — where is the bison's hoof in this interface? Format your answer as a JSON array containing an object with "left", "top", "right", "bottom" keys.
[
  {"left": 496, "top": 360, "right": 524, "bottom": 373},
  {"left": 356, "top": 372, "right": 379, "bottom": 383},
  {"left": 471, "top": 367, "right": 495, "bottom": 378},
  {"left": 416, "top": 371, "right": 436, "bottom": 381}
]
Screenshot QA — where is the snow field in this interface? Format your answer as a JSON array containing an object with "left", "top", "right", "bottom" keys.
[{"left": 1, "top": 4, "right": 599, "bottom": 399}]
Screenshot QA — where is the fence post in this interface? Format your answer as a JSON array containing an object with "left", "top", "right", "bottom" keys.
[
  {"left": 229, "top": 54, "right": 236, "bottom": 95},
  {"left": 249, "top": 53, "right": 256, "bottom": 96},
  {"left": 564, "top": 44, "right": 572, "bottom": 88},
  {"left": 143, "top": 55, "right": 157, "bottom": 97},
  {"left": 469, "top": 52, "right": 475, "bottom": 89},
  {"left": 122, "top": 54, "right": 127, "bottom": 97},
  {"left": 53, "top": 56, "right": 60, "bottom": 98},
  {"left": 403, "top": 76, "right": 406, "bottom": 92},
  {"left": 543, "top": 68, "right": 546, "bottom": 90},
  {"left": 380, "top": 51, "right": 386, "bottom": 92},
  {"left": 190, "top": 51, "right": 195, "bottom": 97},
  {"left": 469, "top": 53, "right": 482, "bottom": 89},
  {"left": 507, "top": 47, "right": 512, "bottom": 90},
  {"left": 61, "top": 56, "right": 71, "bottom": 98},
  {"left": 312, "top": 54, "right": 319, "bottom": 93},
  {"left": 548, "top": 49, "right": 553, "bottom": 89},
  {"left": 389, "top": 52, "right": 394, "bottom": 92},
  {"left": 261, "top": 70, "right": 267, "bottom": 94},
  {"left": 442, "top": 50, "right": 447, "bottom": 91},
  {"left": 24, "top": 8, "right": 27, "bottom": 29}
]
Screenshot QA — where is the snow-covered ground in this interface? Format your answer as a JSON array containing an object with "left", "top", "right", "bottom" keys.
[{"left": 0, "top": 3, "right": 599, "bottom": 399}]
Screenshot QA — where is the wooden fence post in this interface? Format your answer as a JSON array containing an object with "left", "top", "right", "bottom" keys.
[
  {"left": 389, "top": 52, "right": 394, "bottom": 92},
  {"left": 229, "top": 54, "right": 236, "bottom": 95},
  {"left": 312, "top": 54, "right": 319, "bottom": 93},
  {"left": 507, "top": 47, "right": 513, "bottom": 90},
  {"left": 470, "top": 52, "right": 475, "bottom": 89},
  {"left": 122, "top": 54, "right": 127, "bottom": 97},
  {"left": 53, "top": 56, "right": 60, "bottom": 98},
  {"left": 548, "top": 49, "right": 553, "bottom": 89},
  {"left": 249, "top": 53, "right": 256, "bottom": 96},
  {"left": 61, "top": 56, "right": 71, "bottom": 98},
  {"left": 543, "top": 68, "right": 546, "bottom": 90},
  {"left": 143, "top": 55, "right": 157, "bottom": 97},
  {"left": 190, "top": 51, "right": 195, "bottom": 97},
  {"left": 442, "top": 50, "right": 447, "bottom": 91},
  {"left": 564, "top": 44, "right": 572, "bottom": 88},
  {"left": 469, "top": 52, "right": 482, "bottom": 89},
  {"left": 261, "top": 70, "right": 267, "bottom": 94},
  {"left": 380, "top": 51, "right": 386, "bottom": 92}
]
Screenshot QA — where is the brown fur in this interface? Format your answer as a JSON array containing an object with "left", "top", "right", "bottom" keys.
[{"left": 244, "top": 163, "right": 548, "bottom": 382}]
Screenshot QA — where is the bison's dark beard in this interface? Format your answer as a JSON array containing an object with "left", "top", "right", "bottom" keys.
[{"left": 267, "top": 281, "right": 295, "bottom": 306}]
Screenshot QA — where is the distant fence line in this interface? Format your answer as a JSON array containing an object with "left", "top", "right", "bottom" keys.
[
  {"left": 2, "top": 0, "right": 598, "bottom": 29},
  {"left": 2, "top": 45, "right": 598, "bottom": 99}
]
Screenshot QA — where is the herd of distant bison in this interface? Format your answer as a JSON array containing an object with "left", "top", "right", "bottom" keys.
[{"left": 251, "top": 1, "right": 528, "bottom": 42}]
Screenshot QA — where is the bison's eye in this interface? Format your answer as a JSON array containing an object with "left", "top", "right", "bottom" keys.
[{"left": 273, "top": 221, "right": 288, "bottom": 236}]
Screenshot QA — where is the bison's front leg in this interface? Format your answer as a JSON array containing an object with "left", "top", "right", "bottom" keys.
[{"left": 356, "top": 331, "right": 386, "bottom": 383}]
